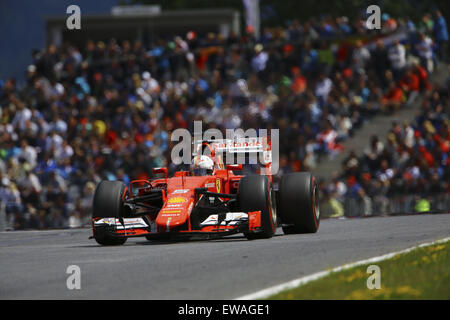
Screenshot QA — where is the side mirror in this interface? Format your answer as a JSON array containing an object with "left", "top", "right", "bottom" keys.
[
  {"left": 226, "top": 164, "right": 243, "bottom": 171},
  {"left": 152, "top": 167, "right": 168, "bottom": 178}
]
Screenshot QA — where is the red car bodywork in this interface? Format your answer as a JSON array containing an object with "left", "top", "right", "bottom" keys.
[{"left": 92, "top": 138, "right": 273, "bottom": 240}]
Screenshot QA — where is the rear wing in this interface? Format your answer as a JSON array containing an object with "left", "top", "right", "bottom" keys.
[{"left": 193, "top": 137, "right": 272, "bottom": 165}]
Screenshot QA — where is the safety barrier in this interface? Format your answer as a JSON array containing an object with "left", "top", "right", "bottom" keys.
[{"left": 320, "top": 193, "right": 450, "bottom": 218}]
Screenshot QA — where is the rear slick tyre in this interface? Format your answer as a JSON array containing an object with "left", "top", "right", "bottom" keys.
[{"left": 279, "top": 172, "right": 320, "bottom": 234}]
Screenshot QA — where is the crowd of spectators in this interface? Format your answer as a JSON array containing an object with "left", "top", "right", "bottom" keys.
[
  {"left": 322, "top": 73, "right": 449, "bottom": 217},
  {"left": 0, "top": 10, "right": 448, "bottom": 229}
]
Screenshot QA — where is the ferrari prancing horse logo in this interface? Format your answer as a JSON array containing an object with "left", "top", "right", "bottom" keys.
[{"left": 216, "top": 178, "right": 221, "bottom": 193}]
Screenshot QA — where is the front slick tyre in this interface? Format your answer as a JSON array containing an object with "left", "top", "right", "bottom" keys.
[
  {"left": 92, "top": 180, "right": 128, "bottom": 246},
  {"left": 279, "top": 172, "right": 320, "bottom": 234},
  {"left": 239, "top": 175, "right": 276, "bottom": 240}
]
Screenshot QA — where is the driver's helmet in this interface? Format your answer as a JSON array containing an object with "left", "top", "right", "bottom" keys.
[{"left": 192, "top": 155, "right": 214, "bottom": 176}]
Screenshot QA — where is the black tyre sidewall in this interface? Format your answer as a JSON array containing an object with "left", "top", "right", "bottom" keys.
[
  {"left": 238, "top": 175, "right": 276, "bottom": 239},
  {"left": 93, "top": 181, "right": 127, "bottom": 219},
  {"left": 279, "top": 172, "right": 319, "bottom": 234},
  {"left": 92, "top": 181, "right": 128, "bottom": 245}
]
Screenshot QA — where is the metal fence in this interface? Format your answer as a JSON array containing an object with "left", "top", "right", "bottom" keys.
[
  {"left": 321, "top": 193, "right": 450, "bottom": 218},
  {"left": 1, "top": 192, "right": 449, "bottom": 230}
]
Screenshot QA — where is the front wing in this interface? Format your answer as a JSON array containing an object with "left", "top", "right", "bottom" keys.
[{"left": 91, "top": 211, "right": 261, "bottom": 240}]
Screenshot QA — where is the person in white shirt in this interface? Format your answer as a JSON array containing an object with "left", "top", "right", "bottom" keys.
[
  {"left": 45, "top": 131, "right": 63, "bottom": 153},
  {"left": 251, "top": 44, "right": 268, "bottom": 73},
  {"left": 415, "top": 33, "right": 434, "bottom": 73},
  {"left": 388, "top": 39, "right": 406, "bottom": 80},
  {"left": 352, "top": 40, "right": 371, "bottom": 71},
  {"left": 141, "top": 71, "right": 160, "bottom": 95},
  {"left": 19, "top": 140, "right": 37, "bottom": 167},
  {"left": 55, "top": 140, "right": 74, "bottom": 160},
  {"left": 403, "top": 121, "right": 415, "bottom": 148},
  {"left": 12, "top": 105, "right": 32, "bottom": 132},
  {"left": 17, "top": 169, "right": 42, "bottom": 202},
  {"left": 315, "top": 73, "right": 333, "bottom": 102}
]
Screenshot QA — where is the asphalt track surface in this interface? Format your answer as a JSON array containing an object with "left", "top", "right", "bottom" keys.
[{"left": 1, "top": 214, "right": 449, "bottom": 299}]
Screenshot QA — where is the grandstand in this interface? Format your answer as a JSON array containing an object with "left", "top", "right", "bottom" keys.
[{"left": 46, "top": 6, "right": 240, "bottom": 47}]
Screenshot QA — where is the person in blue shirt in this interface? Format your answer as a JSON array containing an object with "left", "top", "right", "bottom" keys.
[
  {"left": 433, "top": 10, "right": 448, "bottom": 62},
  {"left": 300, "top": 41, "right": 318, "bottom": 77}
]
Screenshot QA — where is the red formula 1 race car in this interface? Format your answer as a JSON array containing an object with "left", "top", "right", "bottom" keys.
[{"left": 91, "top": 138, "right": 320, "bottom": 245}]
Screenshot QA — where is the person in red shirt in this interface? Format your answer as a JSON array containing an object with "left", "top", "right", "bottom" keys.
[
  {"left": 412, "top": 62, "right": 431, "bottom": 91},
  {"left": 290, "top": 66, "right": 307, "bottom": 94},
  {"left": 399, "top": 69, "right": 420, "bottom": 92},
  {"left": 398, "top": 68, "right": 420, "bottom": 106},
  {"left": 381, "top": 81, "right": 404, "bottom": 113}
]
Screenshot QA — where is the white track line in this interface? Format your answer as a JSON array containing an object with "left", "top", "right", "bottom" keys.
[{"left": 235, "top": 236, "right": 450, "bottom": 300}]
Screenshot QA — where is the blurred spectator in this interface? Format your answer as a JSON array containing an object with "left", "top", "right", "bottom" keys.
[
  {"left": 326, "top": 80, "right": 449, "bottom": 217},
  {"left": 352, "top": 40, "right": 371, "bottom": 72},
  {"left": 415, "top": 32, "right": 434, "bottom": 73},
  {"left": 371, "top": 39, "right": 390, "bottom": 87},
  {"left": 388, "top": 39, "right": 406, "bottom": 80},
  {"left": 433, "top": 10, "right": 448, "bottom": 62}
]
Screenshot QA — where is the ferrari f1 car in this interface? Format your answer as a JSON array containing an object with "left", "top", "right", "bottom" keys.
[{"left": 91, "top": 138, "right": 320, "bottom": 245}]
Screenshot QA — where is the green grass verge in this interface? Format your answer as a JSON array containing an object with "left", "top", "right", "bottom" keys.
[{"left": 268, "top": 240, "right": 450, "bottom": 300}]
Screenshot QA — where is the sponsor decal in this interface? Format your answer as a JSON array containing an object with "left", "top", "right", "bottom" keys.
[
  {"left": 205, "top": 183, "right": 215, "bottom": 188},
  {"left": 94, "top": 218, "right": 149, "bottom": 229},
  {"left": 162, "top": 209, "right": 182, "bottom": 214},
  {"left": 173, "top": 189, "right": 189, "bottom": 194},
  {"left": 168, "top": 197, "right": 187, "bottom": 204},
  {"left": 213, "top": 139, "right": 262, "bottom": 149},
  {"left": 162, "top": 213, "right": 181, "bottom": 217},
  {"left": 96, "top": 218, "right": 115, "bottom": 225},
  {"left": 167, "top": 204, "right": 183, "bottom": 208},
  {"left": 200, "top": 212, "right": 248, "bottom": 226}
]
